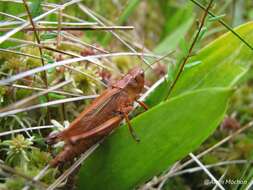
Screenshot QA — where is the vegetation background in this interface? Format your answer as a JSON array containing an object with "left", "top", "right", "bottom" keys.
[{"left": 0, "top": 0, "right": 253, "bottom": 189}]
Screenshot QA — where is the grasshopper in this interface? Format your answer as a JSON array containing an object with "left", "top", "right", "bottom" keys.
[{"left": 46, "top": 67, "right": 148, "bottom": 166}]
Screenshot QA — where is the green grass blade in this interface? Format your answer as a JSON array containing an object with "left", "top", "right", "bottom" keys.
[
  {"left": 154, "top": 17, "right": 193, "bottom": 55},
  {"left": 102, "top": 0, "right": 140, "bottom": 45}
]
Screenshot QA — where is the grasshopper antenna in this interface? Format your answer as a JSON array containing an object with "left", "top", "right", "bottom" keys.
[
  {"left": 139, "top": 38, "right": 155, "bottom": 71},
  {"left": 143, "top": 50, "right": 175, "bottom": 73}
]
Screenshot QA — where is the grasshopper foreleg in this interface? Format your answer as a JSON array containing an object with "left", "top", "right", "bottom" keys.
[{"left": 135, "top": 100, "right": 148, "bottom": 110}]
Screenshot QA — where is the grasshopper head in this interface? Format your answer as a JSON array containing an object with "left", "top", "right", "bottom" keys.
[
  {"left": 112, "top": 67, "right": 144, "bottom": 99},
  {"left": 125, "top": 67, "right": 144, "bottom": 100}
]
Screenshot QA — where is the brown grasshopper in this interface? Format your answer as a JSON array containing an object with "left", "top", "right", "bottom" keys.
[{"left": 46, "top": 67, "right": 148, "bottom": 167}]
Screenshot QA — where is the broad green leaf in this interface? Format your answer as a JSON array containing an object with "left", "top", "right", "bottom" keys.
[
  {"left": 144, "top": 78, "right": 169, "bottom": 108},
  {"left": 171, "top": 22, "right": 253, "bottom": 97},
  {"left": 77, "top": 88, "right": 232, "bottom": 190},
  {"left": 147, "top": 22, "right": 253, "bottom": 106}
]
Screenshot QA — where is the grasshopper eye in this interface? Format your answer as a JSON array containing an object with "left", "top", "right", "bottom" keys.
[
  {"left": 135, "top": 73, "right": 144, "bottom": 84},
  {"left": 130, "top": 80, "right": 139, "bottom": 88}
]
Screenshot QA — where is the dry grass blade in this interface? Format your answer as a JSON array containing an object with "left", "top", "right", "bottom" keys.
[
  {"left": 6, "top": 37, "right": 112, "bottom": 67},
  {"left": 0, "top": 95, "right": 98, "bottom": 117},
  {"left": 0, "top": 48, "right": 44, "bottom": 60},
  {"left": 77, "top": 3, "right": 153, "bottom": 69},
  {"left": 46, "top": 143, "right": 99, "bottom": 190},
  {"left": 0, "top": 26, "right": 135, "bottom": 32},
  {"left": 22, "top": 165, "right": 50, "bottom": 190},
  {"left": 147, "top": 121, "right": 253, "bottom": 187},
  {"left": 0, "top": 125, "right": 55, "bottom": 137},
  {"left": 61, "top": 32, "right": 109, "bottom": 53},
  {"left": 0, "top": 11, "right": 26, "bottom": 21},
  {"left": 0, "top": 79, "right": 73, "bottom": 113},
  {"left": 0, "top": 0, "right": 81, "bottom": 44},
  {"left": 168, "top": 160, "right": 252, "bottom": 178},
  {"left": 189, "top": 153, "right": 225, "bottom": 190},
  {"left": 0, "top": 52, "right": 157, "bottom": 85},
  {"left": 246, "top": 180, "right": 253, "bottom": 190},
  {"left": 64, "top": 65, "right": 107, "bottom": 87},
  {"left": 36, "top": 21, "right": 97, "bottom": 26},
  {"left": 212, "top": 169, "right": 228, "bottom": 190},
  {"left": 2, "top": 21, "right": 97, "bottom": 26},
  {"left": 9, "top": 84, "right": 82, "bottom": 97}
]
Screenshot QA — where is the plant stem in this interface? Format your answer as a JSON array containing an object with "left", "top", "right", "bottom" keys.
[
  {"left": 165, "top": 0, "right": 214, "bottom": 100},
  {"left": 190, "top": 0, "right": 253, "bottom": 51},
  {"left": 22, "top": 0, "right": 51, "bottom": 121}
]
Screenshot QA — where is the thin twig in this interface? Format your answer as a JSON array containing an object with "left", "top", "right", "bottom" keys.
[
  {"left": 165, "top": 0, "right": 214, "bottom": 99},
  {"left": 22, "top": 1, "right": 49, "bottom": 118}
]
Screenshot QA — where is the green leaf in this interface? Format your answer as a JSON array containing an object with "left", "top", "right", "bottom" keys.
[
  {"left": 48, "top": 92, "right": 66, "bottom": 100},
  {"left": 154, "top": 17, "right": 193, "bottom": 55},
  {"left": 144, "top": 77, "right": 169, "bottom": 108},
  {"left": 77, "top": 87, "right": 232, "bottom": 190},
  {"left": 161, "top": 2, "right": 193, "bottom": 36},
  {"left": 102, "top": 0, "right": 140, "bottom": 45},
  {"left": 117, "top": 0, "right": 140, "bottom": 25},
  {"left": 208, "top": 14, "right": 226, "bottom": 22},
  {"left": 170, "top": 22, "right": 253, "bottom": 97},
  {"left": 30, "top": 0, "right": 43, "bottom": 17},
  {"left": 147, "top": 22, "right": 253, "bottom": 105},
  {"left": 40, "top": 32, "right": 58, "bottom": 40}
]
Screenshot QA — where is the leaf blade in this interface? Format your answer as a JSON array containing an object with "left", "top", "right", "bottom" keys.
[{"left": 77, "top": 87, "right": 232, "bottom": 190}]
